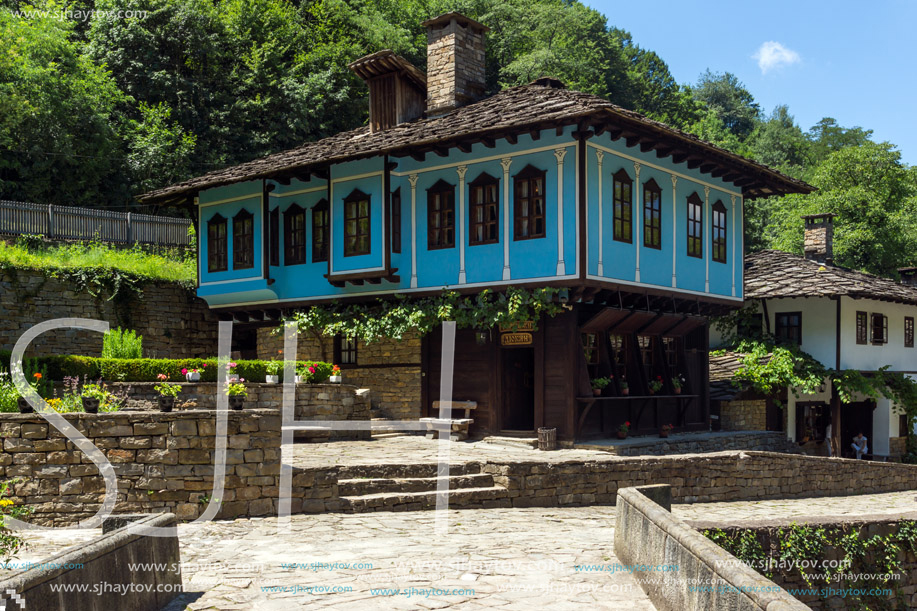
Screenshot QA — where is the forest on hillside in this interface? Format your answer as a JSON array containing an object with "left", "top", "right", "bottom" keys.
[{"left": 2, "top": 0, "right": 916, "bottom": 277}]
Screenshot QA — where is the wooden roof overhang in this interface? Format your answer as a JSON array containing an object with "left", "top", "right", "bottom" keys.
[
  {"left": 580, "top": 308, "right": 706, "bottom": 337},
  {"left": 139, "top": 81, "right": 813, "bottom": 207}
]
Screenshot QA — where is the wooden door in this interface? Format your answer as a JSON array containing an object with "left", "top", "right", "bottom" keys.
[{"left": 502, "top": 347, "right": 535, "bottom": 431}]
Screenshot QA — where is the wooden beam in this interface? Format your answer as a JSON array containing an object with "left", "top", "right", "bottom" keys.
[
  {"left": 654, "top": 146, "right": 674, "bottom": 158},
  {"left": 639, "top": 140, "right": 657, "bottom": 153},
  {"left": 482, "top": 137, "right": 496, "bottom": 148},
  {"left": 625, "top": 134, "right": 641, "bottom": 148},
  {"left": 710, "top": 167, "right": 729, "bottom": 178},
  {"left": 699, "top": 163, "right": 716, "bottom": 174},
  {"left": 506, "top": 133, "right": 518, "bottom": 145},
  {"left": 607, "top": 128, "right": 623, "bottom": 141},
  {"left": 671, "top": 152, "right": 689, "bottom": 164},
  {"left": 686, "top": 158, "right": 704, "bottom": 170},
  {"left": 457, "top": 142, "right": 473, "bottom": 154},
  {"left": 434, "top": 146, "right": 450, "bottom": 158},
  {"left": 411, "top": 151, "right": 426, "bottom": 162},
  {"left": 528, "top": 129, "right": 541, "bottom": 141},
  {"left": 233, "top": 312, "right": 250, "bottom": 323},
  {"left": 722, "top": 172, "right": 742, "bottom": 182}
]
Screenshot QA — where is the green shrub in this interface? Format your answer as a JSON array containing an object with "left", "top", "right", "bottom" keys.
[
  {"left": 297, "top": 361, "right": 334, "bottom": 383},
  {"left": 102, "top": 327, "right": 143, "bottom": 359}
]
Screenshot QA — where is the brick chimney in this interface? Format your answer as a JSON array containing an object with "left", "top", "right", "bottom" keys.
[
  {"left": 422, "top": 12, "right": 489, "bottom": 117},
  {"left": 899, "top": 267, "right": 917, "bottom": 286},
  {"left": 349, "top": 50, "right": 426, "bottom": 132},
  {"left": 802, "top": 213, "right": 835, "bottom": 265}
]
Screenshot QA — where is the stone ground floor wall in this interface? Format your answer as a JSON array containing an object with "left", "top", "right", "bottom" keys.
[
  {"left": 0, "top": 268, "right": 218, "bottom": 358},
  {"left": 689, "top": 512, "right": 917, "bottom": 610},
  {"left": 256, "top": 327, "right": 422, "bottom": 420},
  {"left": 579, "top": 432, "right": 799, "bottom": 456},
  {"left": 719, "top": 399, "right": 767, "bottom": 431}
]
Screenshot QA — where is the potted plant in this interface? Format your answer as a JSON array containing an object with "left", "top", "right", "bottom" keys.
[
  {"left": 265, "top": 361, "right": 282, "bottom": 384},
  {"left": 648, "top": 375, "right": 664, "bottom": 395},
  {"left": 329, "top": 365, "right": 342, "bottom": 384},
  {"left": 617, "top": 421, "right": 631, "bottom": 439},
  {"left": 660, "top": 423, "right": 674, "bottom": 438},
  {"left": 226, "top": 379, "right": 247, "bottom": 410},
  {"left": 154, "top": 373, "right": 182, "bottom": 412},
  {"left": 620, "top": 378, "right": 629, "bottom": 396},
  {"left": 183, "top": 366, "right": 204, "bottom": 382},
  {"left": 80, "top": 384, "right": 107, "bottom": 414},
  {"left": 17, "top": 372, "right": 42, "bottom": 413},
  {"left": 671, "top": 375, "right": 684, "bottom": 395},
  {"left": 590, "top": 377, "right": 611, "bottom": 396}
]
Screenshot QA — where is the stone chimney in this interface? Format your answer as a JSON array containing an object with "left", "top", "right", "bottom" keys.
[
  {"left": 899, "top": 267, "right": 917, "bottom": 286},
  {"left": 349, "top": 50, "right": 426, "bottom": 132},
  {"left": 422, "top": 12, "right": 489, "bottom": 117},
  {"left": 802, "top": 213, "right": 835, "bottom": 265}
]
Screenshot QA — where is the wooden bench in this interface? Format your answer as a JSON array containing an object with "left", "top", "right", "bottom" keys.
[{"left": 420, "top": 401, "right": 477, "bottom": 441}]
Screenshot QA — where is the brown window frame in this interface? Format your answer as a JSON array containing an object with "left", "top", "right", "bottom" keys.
[
  {"left": 906, "top": 316, "right": 914, "bottom": 348},
  {"left": 312, "top": 199, "right": 329, "bottom": 263},
  {"left": 469, "top": 171, "right": 500, "bottom": 246},
  {"left": 582, "top": 333, "right": 600, "bottom": 365},
  {"left": 612, "top": 168, "right": 633, "bottom": 243},
  {"left": 643, "top": 178, "right": 662, "bottom": 249},
  {"left": 686, "top": 192, "right": 703, "bottom": 258},
  {"left": 232, "top": 208, "right": 254, "bottom": 270},
  {"left": 775, "top": 312, "right": 802, "bottom": 346},
  {"left": 343, "top": 190, "right": 371, "bottom": 257},
  {"left": 269, "top": 207, "right": 279, "bottom": 267},
  {"left": 427, "top": 179, "right": 456, "bottom": 250},
  {"left": 608, "top": 333, "right": 627, "bottom": 380},
  {"left": 334, "top": 335, "right": 358, "bottom": 366},
  {"left": 207, "top": 213, "right": 228, "bottom": 273},
  {"left": 391, "top": 188, "right": 401, "bottom": 254},
  {"left": 283, "top": 203, "right": 306, "bottom": 266},
  {"left": 856, "top": 311, "right": 868, "bottom": 345},
  {"left": 513, "top": 164, "right": 547, "bottom": 241},
  {"left": 871, "top": 313, "right": 888, "bottom": 345},
  {"left": 712, "top": 200, "right": 727, "bottom": 263}
]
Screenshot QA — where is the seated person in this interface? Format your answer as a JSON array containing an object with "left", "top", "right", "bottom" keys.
[{"left": 851, "top": 432, "right": 868, "bottom": 459}]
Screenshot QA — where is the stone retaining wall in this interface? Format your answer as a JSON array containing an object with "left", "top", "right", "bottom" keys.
[
  {"left": 0, "top": 512, "right": 182, "bottom": 611},
  {"left": 719, "top": 399, "right": 767, "bottom": 431},
  {"left": 581, "top": 432, "right": 798, "bottom": 457},
  {"left": 0, "top": 268, "right": 218, "bottom": 358},
  {"left": 689, "top": 512, "right": 917, "bottom": 609},
  {"left": 614, "top": 485, "right": 807, "bottom": 611}
]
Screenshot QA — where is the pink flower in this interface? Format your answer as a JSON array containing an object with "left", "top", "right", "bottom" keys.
[
  {"left": 181, "top": 368, "right": 188, "bottom": 375},
  {"left": 308, "top": 366, "right": 315, "bottom": 374},
  {"left": 157, "top": 374, "right": 167, "bottom": 381},
  {"left": 240, "top": 378, "right": 245, "bottom": 383}
]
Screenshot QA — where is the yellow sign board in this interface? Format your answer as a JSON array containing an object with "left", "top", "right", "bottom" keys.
[
  {"left": 501, "top": 332, "right": 533, "bottom": 346},
  {"left": 499, "top": 321, "right": 535, "bottom": 333}
]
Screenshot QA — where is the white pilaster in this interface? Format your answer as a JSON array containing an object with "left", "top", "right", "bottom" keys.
[
  {"left": 409, "top": 174, "right": 419, "bottom": 288},
  {"left": 634, "top": 162, "right": 642, "bottom": 283},
  {"left": 501, "top": 157, "right": 512, "bottom": 280},
  {"left": 457, "top": 165, "right": 467, "bottom": 284},
  {"left": 704, "top": 185, "right": 710, "bottom": 293},
  {"left": 671, "top": 174, "right": 678, "bottom": 288},
  {"left": 553, "top": 148, "right": 567, "bottom": 276},
  {"left": 595, "top": 150, "right": 604, "bottom": 276}
]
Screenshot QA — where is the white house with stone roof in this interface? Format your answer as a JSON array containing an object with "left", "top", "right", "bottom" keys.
[{"left": 711, "top": 213, "right": 917, "bottom": 459}]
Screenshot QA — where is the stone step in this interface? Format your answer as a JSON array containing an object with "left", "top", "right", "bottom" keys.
[
  {"left": 369, "top": 418, "right": 412, "bottom": 438},
  {"left": 341, "top": 486, "right": 511, "bottom": 513},
  {"left": 338, "top": 473, "right": 495, "bottom": 496},
  {"left": 336, "top": 462, "right": 482, "bottom": 480},
  {"left": 479, "top": 435, "right": 539, "bottom": 450}
]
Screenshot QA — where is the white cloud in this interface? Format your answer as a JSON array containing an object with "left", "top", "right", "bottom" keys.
[{"left": 753, "top": 41, "right": 801, "bottom": 75}]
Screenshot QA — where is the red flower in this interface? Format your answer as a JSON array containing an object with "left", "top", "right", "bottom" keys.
[
  {"left": 33, "top": 373, "right": 42, "bottom": 380},
  {"left": 624, "top": 421, "right": 631, "bottom": 426}
]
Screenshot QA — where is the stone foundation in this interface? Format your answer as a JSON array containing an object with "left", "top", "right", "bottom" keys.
[
  {"left": 578, "top": 431, "right": 799, "bottom": 456},
  {"left": 719, "top": 399, "right": 767, "bottom": 431}
]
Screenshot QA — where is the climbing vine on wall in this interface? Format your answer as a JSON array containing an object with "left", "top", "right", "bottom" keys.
[{"left": 289, "top": 287, "right": 565, "bottom": 344}]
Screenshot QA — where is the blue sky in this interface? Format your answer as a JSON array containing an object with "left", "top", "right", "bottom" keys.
[{"left": 584, "top": 0, "right": 916, "bottom": 165}]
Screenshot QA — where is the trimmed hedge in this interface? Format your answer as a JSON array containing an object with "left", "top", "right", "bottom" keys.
[{"left": 0, "top": 352, "right": 331, "bottom": 384}]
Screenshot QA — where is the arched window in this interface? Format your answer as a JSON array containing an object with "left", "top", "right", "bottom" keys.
[
  {"left": 643, "top": 178, "right": 662, "bottom": 249},
  {"left": 343, "top": 190, "right": 371, "bottom": 256},
  {"left": 312, "top": 199, "right": 329, "bottom": 262},
  {"left": 283, "top": 203, "right": 306, "bottom": 266},
  {"left": 712, "top": 200, "right": 727, "bottom": 263},
  {"left": 513, "top": 164, "right": 546, "bottom": 240},
  {"left": 686, "top": 193, "right": 703, "bottom": 258},
  {"left": 427, "top": 179, "right": 455, "bottom": 249},
  {"left": 469, "top": 171, "right": 499, "bottom": 245},
  {"left": 232, "top": 209, "right": 254, "bottom": 269},
  {"left": 207, "top": 213, "right": 227, "bottom": 273},
  {"left": 612, "top": 168, "right": 632, "bottom": 243}
]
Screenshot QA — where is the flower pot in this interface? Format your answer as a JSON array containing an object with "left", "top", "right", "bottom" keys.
[
  {"left": 158, "top": 396, "right": 175, "bottom": 413},
  {"left": 674, "top": 387, "right": 681, "bottom": 395},
  {"left": 186, "top": 372, "right": 201, "bottom": 382},
  {"left": 616, "top": 431, "right": 628, "bottom": 439},
  {"left": 659, "top": 430, "right": 669, "bottom": 438},
  {"left": 17, "top": 397, "right": 33, "bottom": 414},
  {"left": 266, "top": 375, "right": 280, "bottom": 384},
  {"left": 228, "top": 396, "right": 245, "bottom": 411},
  {"left": 329, "top": 375, "right": 342, "bottom": 384},
  {"left": 295, "top": 375, "right": 303, "bottom": 384},
  {"left": 648, "top": 389, "right": 656, "bottom": 396},
  {"left": 621, "top": 388, "right": 629, "bottom": 396},
  {"left": 592, "top": 388, "right": 602, "bottom": 396},
  {"left": 81, "top": 397, "right": 100, "bottom": 414}
]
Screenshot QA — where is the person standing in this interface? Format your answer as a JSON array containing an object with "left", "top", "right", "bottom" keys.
[
  {"left": 851, "top": 432, "right": 868, "bottom": 459},
  {"left": 825, "top": 421, "right": 834, "bottom": 457}
]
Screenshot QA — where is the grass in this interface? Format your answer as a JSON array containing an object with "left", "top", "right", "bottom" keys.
[{"left": 0, "top": 239, "right": 195, "bottom": 284}]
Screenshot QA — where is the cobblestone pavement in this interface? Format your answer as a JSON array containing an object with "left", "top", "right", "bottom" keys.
[
  {"left": 163, "top": 507, "right": 653, "bottom": 611},
  {"left": 0, "top": 527, "right": 100, "bottom": 579}
]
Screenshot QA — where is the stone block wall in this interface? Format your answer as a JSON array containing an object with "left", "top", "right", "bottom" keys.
[
  {"left": 719, "top": 399, "right": 767, "bottom": 431},
  {"left": 581, "top": 432, "right": 798, "bottom": 457},
  {"left": 0, "top": 268, "right": 218, "bottom": 358},
  {"left": 256, "top": 327, "right": 422, "bottom": 420},
  {"left": 891, "top": 435, "right": 907, "bottom": 456}
]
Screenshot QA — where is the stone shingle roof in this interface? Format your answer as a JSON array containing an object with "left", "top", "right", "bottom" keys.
[
  {"left": 139, "top": 79, "right": 813, "bottom": 204},
  {"left": 745, "top": 250, "right": 917, "bottom": 306}
]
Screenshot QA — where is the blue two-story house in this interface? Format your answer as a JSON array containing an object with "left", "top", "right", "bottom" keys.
[{"left": 141, "top": 12, "right": 812, "bottom": 440}]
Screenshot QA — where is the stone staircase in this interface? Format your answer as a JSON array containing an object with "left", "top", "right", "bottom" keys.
[{"left": 337, "top": 463, "right": 510, "bottom": 512}]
